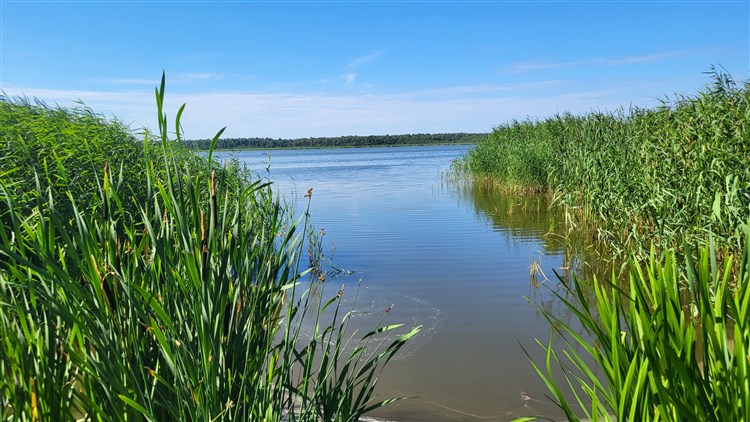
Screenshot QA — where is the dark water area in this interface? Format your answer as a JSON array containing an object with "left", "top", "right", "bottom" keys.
[{"left": 215, "top": 145, "right": 582, "bottom": 421}]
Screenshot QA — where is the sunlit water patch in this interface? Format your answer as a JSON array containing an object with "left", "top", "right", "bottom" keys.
[
  {"left": 216, "top": 146, "right": 576, "bottom": 421},
  {"left": 284, "top": 277, "right": 444, "bottom": 361}
]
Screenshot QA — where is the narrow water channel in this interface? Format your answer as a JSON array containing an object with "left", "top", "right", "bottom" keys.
[{"left": 217, "top": 145, "right": 575, "bottom": 421}]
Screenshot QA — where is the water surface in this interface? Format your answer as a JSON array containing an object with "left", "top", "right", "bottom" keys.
[{"left": 217, "top": 145, "right": 571, "bottom": 421}]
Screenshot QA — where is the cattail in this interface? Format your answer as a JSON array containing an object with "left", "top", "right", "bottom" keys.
[{"left": 200, "top": 211, "right": 206, "bottom": 245}]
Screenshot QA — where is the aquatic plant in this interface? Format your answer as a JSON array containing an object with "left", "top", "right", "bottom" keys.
[
  {"left": 461, "top": 69, "right": 750, "bottom": 258},
  {"left": 462, "top": 69, "right": 750, "bottom": 421},
  {"left": 520, "top": 232, "right": 750, "bottom": 421},
  {"left": 0, "top": 74, "right": 417, "bottom": 421}
]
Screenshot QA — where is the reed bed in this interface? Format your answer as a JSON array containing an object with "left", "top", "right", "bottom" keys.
[
  {"left": 460, "top": 69, "right": 750, "bottom": 258},
  {"left": 457, "top": 69, "right": 750, "bottom": 420},
  {"left": 0, "top": 75, "right": 417, "bottom": 421}
]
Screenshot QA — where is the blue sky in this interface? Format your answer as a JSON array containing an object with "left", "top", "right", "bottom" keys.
[{"left": 2, "top": 1, "right": 748, "bottom": 139}]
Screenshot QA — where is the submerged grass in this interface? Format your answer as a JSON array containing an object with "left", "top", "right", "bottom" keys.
[{"left": 0, "top": 74, "right": 417, "bottom": 421}]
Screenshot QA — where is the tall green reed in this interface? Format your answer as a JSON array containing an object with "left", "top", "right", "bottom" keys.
[
  {"left": 520, "top": 232, "right": 750, "bottom": 421},
  {"left": 0, "top": 73, "right": 417, "bottom": 421},
  {"left": 460, "top": 69, "right": 750, "bottom": 258},
  {"left": 459, "top": 68, "right": 750, "bottom": 421}
]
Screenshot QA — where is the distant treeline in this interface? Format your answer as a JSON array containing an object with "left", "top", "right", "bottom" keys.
[{"left": 184, "top": 132, "right": 485, "bottom": 150}]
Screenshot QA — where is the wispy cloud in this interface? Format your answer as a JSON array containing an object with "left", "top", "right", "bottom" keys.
[
  {"left": 176, "top": 72, "right": 226, "bottom": 82},
  {"left": 344, "top": 50, "right": 384, "bottom": 70},
  {"left": 506, "top": 60, "right": 584, "bottom": 73},
  {"left": 1, "top": 86, "right": 156, "bottom": 130},
  {"left": 505, "top": 50, "right": 698, "bottom": 73},
  {"left": 416, "top": 80, "right": 565, "bottom": 96},
  {"left": 1, "top": 82, "right": 657, "bottom": 139},
  {"left": 97, "top": 73, "right": 232, "bottom": 86},
  {"left": 335, "top": 50, "right": 385, "bottom": 88},
  {"left": 602, "top": 50, "right": 694, "bottom": 65},
  {"left": 101, "top": 78, "right": 158, "bottom": 85}
]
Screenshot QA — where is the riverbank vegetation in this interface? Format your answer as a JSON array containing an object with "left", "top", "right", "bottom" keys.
[
  {"left": 0, "top": 77, "right": 417, "bottom": 421},
  {"left": 460, "top": 70, "right": 749, "bottom": 258},
  {"left": 523, "top": 235, "right": 750, "bottom": 422},
  {"left": 459, "top": 70, "right": 750, "bottom": 421},
  {"left": 185, "top": 132, "right": 483, "bottom": 150}
]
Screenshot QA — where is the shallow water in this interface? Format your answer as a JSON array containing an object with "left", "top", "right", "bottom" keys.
[{"left": 217, "top": 145, "right": 573, "bottom": 421}]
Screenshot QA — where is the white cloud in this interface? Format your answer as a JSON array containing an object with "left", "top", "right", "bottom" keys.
[
  {"left": 103, "top": 78, "right": 159, "bottom": 85},
  {"left": 506, "top": 59, "right": 585, "bottom": 73},
  {"left": 415, "top": 80, "right": 565, "bottom": 96},
  {"left": 2, "top": 86, "right": 156, "bottom": 127},
  {"left": 98, "top": 73, "right": 237, "bottom": 87},
  {"left": 176, "top": 72, "right": 226, "bottom": 82},
  {"left": 344, "top": 73, "right": 357, "bottom": 86},
  {"left": 505, "top": 50, "right": 698, "bottom": 73},
  {"left": 2, "top": 83, "right": 653, "bottom": 140},
  {"left": 344, "top": 50, "right": 384, "bottom": 70},
  {"left": 602, "top": 50, "right": 694, "bottom": 65}
]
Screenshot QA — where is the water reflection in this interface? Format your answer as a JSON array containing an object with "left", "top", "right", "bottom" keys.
[
  {"left": 457, "top": 178, "right": 624, "bottom": 281},
  {"left": 450, "top": 180, "right": 590, "bottom": 336},
  {"left": 217, "top": 146, "right": 601, "bottom": 421},
  {"left": 458, "top": 183, "right": 563, "bottom": 250}
]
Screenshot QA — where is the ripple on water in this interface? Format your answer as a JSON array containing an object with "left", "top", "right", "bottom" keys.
[{"left": 283, "top": 278, "right": 444, "bottom": 361}]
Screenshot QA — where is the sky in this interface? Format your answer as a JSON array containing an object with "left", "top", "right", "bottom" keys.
[{"left": 1, "top": 1, "right": 748, "bottom": 139}]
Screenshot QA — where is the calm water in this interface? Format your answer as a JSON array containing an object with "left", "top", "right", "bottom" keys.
[{"left": 216, "top": 145, "right": 572, "bottom": 421}]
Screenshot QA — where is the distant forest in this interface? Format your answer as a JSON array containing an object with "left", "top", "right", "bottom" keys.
[{"left": 184, "top": 132, "right": 485, "bottom": 150}]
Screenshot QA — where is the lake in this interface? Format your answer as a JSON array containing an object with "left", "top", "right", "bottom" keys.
[{"left": 216, "top": 145, "right": 574, "bottom": 421}]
